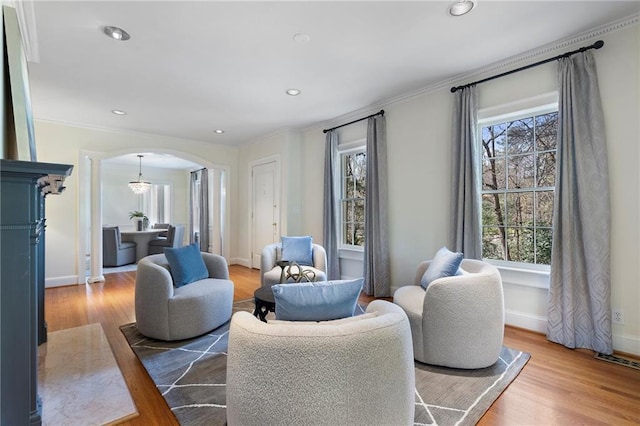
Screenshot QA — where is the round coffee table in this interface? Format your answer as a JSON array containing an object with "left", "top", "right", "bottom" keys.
[{"left": 253, "top": 286, "right": 275, "bottom": 322}]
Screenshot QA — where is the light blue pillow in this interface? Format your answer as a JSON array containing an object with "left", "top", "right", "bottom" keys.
[
  {"left": 164, "top": 243, "right": 209, "bottom": 287},
  {"left": 420, "top": 247, "right": 464, "bottom": 289},
  {"left": 272, "top": 279, "right": 364, "bottom": 321},
  {"left": 281, "top": 236, "right": 313, "bottom": 266}
]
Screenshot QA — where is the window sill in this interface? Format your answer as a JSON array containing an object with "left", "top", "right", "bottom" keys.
[
  {"left": 339, "top": 247, "right": 364, "bottom": 260},
  {"left": 484, "top": 260, "right": 550, "bottom": 289}
]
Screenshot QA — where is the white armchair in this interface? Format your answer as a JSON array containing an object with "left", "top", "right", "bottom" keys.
[
  {"left": 260, "top": 243, "right": 327, "bottom": 287},
  {"left": 226, "top": 300, "right": 415, "bottom": 426},
  {"left": 393, "top": 259, "right": 505, "bottom": 369}
]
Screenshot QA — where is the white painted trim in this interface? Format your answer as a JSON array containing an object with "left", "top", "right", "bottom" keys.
[
  {"left": 612, "top": 332, "right": 640, "bottom": 356},
  {"left": 45, "top": 275, "right": 79, "bottom": 288},
  {"left": 496, "top": 266, "right": 550, "bottom": 290},
  {"left": 230, "top": 257, "right": 250, "bottom": 268},
  {"left": 505, "top": 309, "right": 548, "bottom": 333},
  {"left": 6, "top": 0, "right": 40, "bottom": 63}
]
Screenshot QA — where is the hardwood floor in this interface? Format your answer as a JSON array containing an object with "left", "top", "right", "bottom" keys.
[{"left": 45, "top": 266, "right": 640, "bottom": 425}]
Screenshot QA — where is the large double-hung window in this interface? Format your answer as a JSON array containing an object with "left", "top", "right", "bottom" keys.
[
  {"left": 339, "top": 147, "right": 366, "bottom": 248},
  {"left": 480, "top": 106, "right": 558, "bottom": 265}
]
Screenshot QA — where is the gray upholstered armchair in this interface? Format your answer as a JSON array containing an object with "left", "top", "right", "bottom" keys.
[
  {"left": 152, "top": 223, "right": 171, "bottom": 237},
  {"left": 102, "top": 226, "right": 136, "bottom": 267},
  {"left": 260, "top": 243, "right": 327, "bottom": 287},
  {"left": 134, "top": 252, "right": 234, "bottom": 341},
  {"left": 393, "top": 259, "right": 505, "bottom": 369},
  {"left": 148, "top": 224, "right": 185, "bottom": 255}
]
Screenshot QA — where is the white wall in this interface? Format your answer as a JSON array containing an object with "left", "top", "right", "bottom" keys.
[
  {"left": 295, "top": 24, "right": 639, "bottom": 355},
  {"left": 35, "top": 120, "right": 238, "bottom": 286},
  {"left": 101, "top": 162, "right": 189, "bottom": 231}
]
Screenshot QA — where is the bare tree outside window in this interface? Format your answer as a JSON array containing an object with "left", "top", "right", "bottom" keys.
[
  {"left": 481, "top": 111, "right": 557, "bottom": 264},
  {"left": 341, "top": 150, "right": 366, "bottom": 247}
]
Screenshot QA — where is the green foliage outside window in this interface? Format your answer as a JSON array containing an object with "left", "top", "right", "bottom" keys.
[
  {"left": 341, "top": 151, "right": 366, "bottom": 247},
  {"left": 481, "top": 111, "right": 557, "bottom": 265}
]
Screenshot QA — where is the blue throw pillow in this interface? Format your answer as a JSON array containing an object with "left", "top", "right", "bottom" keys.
[
  {"left": 281, "top": 236, "right": 313, "bottom": 266},
  {"left": 164, "top": 243, "right": 209, "bottom": 287},
  {"left": 420, "top": 247, "right": 464, "bottom": 289},
  {"left": 272, "top": 279, "right": 364, "bottom": 321}
]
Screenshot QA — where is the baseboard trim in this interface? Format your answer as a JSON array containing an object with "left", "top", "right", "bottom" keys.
[
  {"left": 231, "top": 257, "right": 250, "bottom": 268},
  {"left": 613, "top": 333, "right": 640, "bottom": 356},
  {"left": 45, "top": 275, "right": 79, "bottom": 288},
  {"left": 504, "top": 309, "right": 547, "bottom": 333}
]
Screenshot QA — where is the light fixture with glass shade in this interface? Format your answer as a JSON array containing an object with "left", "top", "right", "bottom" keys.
[{"left": 129, "top": 155, "right": 151, "bottom": 194}]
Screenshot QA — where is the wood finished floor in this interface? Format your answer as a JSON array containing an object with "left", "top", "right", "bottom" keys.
[{"left": 45, "top": 266, "right": 640, "bottom": 425}]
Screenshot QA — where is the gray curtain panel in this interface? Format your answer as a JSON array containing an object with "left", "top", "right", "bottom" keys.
[
  {"left": 363, "top": 115, "right": 391, "bottom": 297},
  {"left": 199, "top": 168, "right": 209, "bottom": 252},
  {"left": 547, "top": 51, "right": 612, "bottom": 355},
  {"left": 189, "top": 171, "right": 197, "bottom": 245},
  {"left": 323, "top": 130, "right": 340, "bottom": 280},
  {"left": 449, "top": 86, "right": 482, "bottom": 259}
]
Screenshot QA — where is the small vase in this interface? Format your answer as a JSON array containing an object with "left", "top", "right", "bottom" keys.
[{"left": 136, "top": 219, "right": 143, "bottom": 231}]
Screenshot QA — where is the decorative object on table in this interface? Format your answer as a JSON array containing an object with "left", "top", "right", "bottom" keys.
[
  {"left": 260, "top": 238, "right": 327, "bottom": 287},
  {"left": 134, "top": 250, "right": 234, "bottom": 341},
  {"left": 128, "top": 210, "right": 149, "bottom": 231},
  {"left": 102, "top": 226, "right": 137, "bottom": 267},
  {"left": 227, "top": 300, "right": 415, "bottom": 426},
  {"left": 147, "top": 224, "right": 185, "bottom": 255},
  {"left": 120, "top": 298, "right": 529, "bottom": 426},
  {"left": 279, "top": 260, "right": 316, "bottom": 283},
  {"left": 394, "top": 258, "right": 504, "bottom": 369},
  {"left": 128, "top": 154, "right": 152, "bottom": 194}
]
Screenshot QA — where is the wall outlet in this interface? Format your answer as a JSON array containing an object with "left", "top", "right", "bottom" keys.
[{"left": 612, "top": 310, "right": 624, "bottom": 325}]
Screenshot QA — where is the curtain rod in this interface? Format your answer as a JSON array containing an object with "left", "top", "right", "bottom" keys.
[
  {"left": 323, "top": 110, "right": 385, "bottom": 134},
  {"left": 450, "top": 40, "right": 604, "bottom": 93}
]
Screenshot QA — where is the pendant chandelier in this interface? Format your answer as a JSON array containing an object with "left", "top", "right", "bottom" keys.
[{"left": 128, "top": 155, "right": 151, "bottom": 194}]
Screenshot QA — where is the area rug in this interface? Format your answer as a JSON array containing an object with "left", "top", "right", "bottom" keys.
[{"left": 121, "top": 300, "right": 530, "bottom": 425}]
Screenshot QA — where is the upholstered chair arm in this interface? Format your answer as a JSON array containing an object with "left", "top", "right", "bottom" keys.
[
  {"left": 421, "top": 265, "right": 505, "bottom": 368},
  {"left": 260, "top": 244, "right": 278, "bottom": 286},
  {"left": 202, "top": 252, "right": 230, "bottom": 279},
  {"left": 311, "top": 244, "right": 327, "bottom": 274},
  {"left": 134, "top": 261, "right": 175, "bottom": 338},
  {"left": 413, "top": 260, "right": 431, "bottom": 286}
]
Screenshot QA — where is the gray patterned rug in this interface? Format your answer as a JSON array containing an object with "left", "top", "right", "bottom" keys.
[{"left": 121, "top": 300, "right": 530, "bottom": 425}]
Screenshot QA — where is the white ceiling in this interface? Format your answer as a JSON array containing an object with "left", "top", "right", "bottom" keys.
[{"left": 25, "top": 0, "right": 640, "bottom": 153}]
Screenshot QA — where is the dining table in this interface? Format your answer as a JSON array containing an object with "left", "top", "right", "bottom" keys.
[{"left": 120, "top": 229, "right": 166, "bottom": 261}]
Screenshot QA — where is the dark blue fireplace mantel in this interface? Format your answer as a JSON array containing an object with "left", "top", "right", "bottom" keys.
[{"left": 1, "top": 159, "right": 73, "bottom": 426}]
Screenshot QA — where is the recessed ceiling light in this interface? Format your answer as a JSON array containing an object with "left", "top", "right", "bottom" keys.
[
  {"left": 214, "top": 129, "right": 224, "bottom": 134},
  {"left": 111, "top": 109, "right": 127, "bottom": 115},
  {"left": 103, "top": 26, "right": 131, "bottom": 41},
  {"left": 293, "top": 33, "right": 310, "bottom": 44},
  {"left": 286, "top": 89, "right": 301, "bottom": 96},
  {"left": 448, "top": 0, "right": 476, "bottom": 16}
]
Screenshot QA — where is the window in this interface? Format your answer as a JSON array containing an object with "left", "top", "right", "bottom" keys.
[
  {"left": 339, "top": 148, "right": 366, "bottom": 248},
  {"left": 142, "top": 183, "right": 171, "bottom": 225},
  {"left": 480, "top": 108, "right": 557, "bottom": 265}
]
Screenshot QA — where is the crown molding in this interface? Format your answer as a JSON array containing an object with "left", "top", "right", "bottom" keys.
[
  {"left": 5, "top": 0, "right": 40, "bottom": 63},
  {"left": 303, "top": 13, "right": 639, "bottom": 136}
]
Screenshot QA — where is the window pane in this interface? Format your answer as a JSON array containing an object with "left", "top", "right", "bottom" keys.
[
  {"left": 536, "top": 228, "right": 552, "bottom": 265},
  {"left": 508, "top": 154, "right": 535, "bottom": 189},
  {"left": 345, "top": 176, "right": 355, "bottom": 198},
  {"left": 355, "top": 199, "right": 365, "bottom": 223},
  {"left": 506, "top": 227, "right": 534, "bottom": 263},
  {"left": 536, "top": 152, "right": 556, "bottom": 187},
  {"left": 482, "top": 193, "right": 505, "bottom": 227},
  {"left": 506, "top": 192, "right": 534, "bottom": 226},
  {"left": 482, "top": 226, "right": 506, "bottom": 260},
  {"left": 535, "top": 112, "right": 558, "bottom": 151},
  {"left": 343, "top": 222, "right": 354, "bottom": 246},
  {"left": 354, "top": 222, "right": 365, "bottom": 247},
  {"left": 482, "top": 123, "right": 507, "bottom": 158},
  {"left": 507, "top": 118, "right": 534, "bottom": 154},
  {"left": 483, "top": 157, "right": 506, "bottom": 190},
  {"left": 535, "top": 191, "right": 554, "bottom": 227}
]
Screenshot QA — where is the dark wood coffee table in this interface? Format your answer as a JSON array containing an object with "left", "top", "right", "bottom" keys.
[{"left": 253, "top": 286, "right": 275, "bottom": 322}]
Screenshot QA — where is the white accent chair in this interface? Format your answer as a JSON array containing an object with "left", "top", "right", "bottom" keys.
[
  {"left": 134, "top": 252, "right": 234, "bottom": 341},
  {"left": 393, "top": 259, "right": 505, "bottom": 369},
  {"left": 260, "top": 243, "right": 327, "bottom": 287},
  {"left": 226, "top": 300, "right": 415, "bottom": 426}
]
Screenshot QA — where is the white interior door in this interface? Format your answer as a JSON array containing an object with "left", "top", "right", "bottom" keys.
[{"left": 251, "top": 161, "right": 279, "bottom": 269}]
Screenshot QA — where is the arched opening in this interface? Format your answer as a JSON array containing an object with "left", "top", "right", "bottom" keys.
[{"left": 78, "top": 148, "right": 230, "bottom": 283}]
